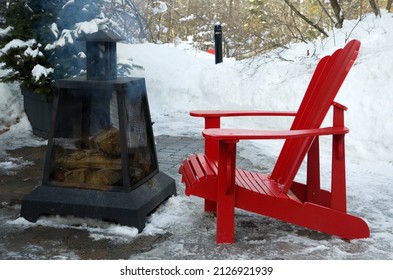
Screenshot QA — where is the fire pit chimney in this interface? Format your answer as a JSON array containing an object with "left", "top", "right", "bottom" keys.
[{"left": 80, "top": 30, "right": 121, "bottom": 80}]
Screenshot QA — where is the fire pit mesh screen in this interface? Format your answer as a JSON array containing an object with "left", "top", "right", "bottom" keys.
[
  {"left": 46, "top": 79, "right": 158, "bottom": 191},
  {"left": 123, "top": 84, "right": 157, "bottom": 188}
]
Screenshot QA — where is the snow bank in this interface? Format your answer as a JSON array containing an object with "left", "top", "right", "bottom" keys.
[
  {"left": 0, "top": 80, "right": 45, "bottom": 157},
  {"left": 118, "top": 11, "right": 393, "bottom": 162}
]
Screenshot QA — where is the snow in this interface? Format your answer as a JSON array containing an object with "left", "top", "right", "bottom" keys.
[
  {"left": 152, "top": 1, "right": 168, "bottom": 15},
  {"left": 0, "top": 26, "right": 12, "bottom": 36},
  {"left": 0, "top": 82, "right": 45, "bottom": 157},
  {"left": 75, "top": 19, "right": 101, "bottom": 36},
  {"left": 179, "top": 14, "right": 196, "bottom": 22},
  {"left": 0, "top": 38, "right": 37, "bottom": 54},
  {"left": 24, "top": 45, "right": 43, "bottom": 58},
  {"left": 31, "top": 64, "right": 54, "bottom": 81},
  {"left": 45, "top": 29, "right": 74, "bottom": 50},
  {"left": 50, "top": 22, "right": 59, "bottom": 38},
  {"left": 1, "top": 11, "right": 393, "bottom": 260}
]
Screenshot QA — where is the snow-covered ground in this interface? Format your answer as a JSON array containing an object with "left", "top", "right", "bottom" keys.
[{"left": 1, "top": 11, "right": 393, "bottom": 260}]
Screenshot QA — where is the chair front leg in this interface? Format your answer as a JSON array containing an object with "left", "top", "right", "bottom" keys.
[
  {"left": 331, "top": 104, "right": 347, "bottom": 212},
  {"left": 331, "top": 133, "right": 346, "bottom": 212},
  {"left": 216, "top": 140, "right": 237, "bottom": 244},
  {"left": 306, "top": 136, "right": 321, "bottom": 203}
]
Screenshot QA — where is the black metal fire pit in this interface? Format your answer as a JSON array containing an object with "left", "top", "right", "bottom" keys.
[{"left": 20, "top": 31, "right": 176, "bottom": 231}]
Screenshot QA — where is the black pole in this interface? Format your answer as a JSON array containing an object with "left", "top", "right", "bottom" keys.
[{"left": 214, "top": 24, "right": 223, "bottom": 64}]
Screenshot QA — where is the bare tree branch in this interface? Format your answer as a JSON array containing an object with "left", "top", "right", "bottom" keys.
[
  {"left": 283, "top": 0, "right": 329, "bottom": 37},
  {"left": 316, "top": 0, "right": 336, "bottom": 25}
]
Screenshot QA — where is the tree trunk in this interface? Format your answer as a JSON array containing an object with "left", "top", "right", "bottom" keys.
[
  {"left": 283, "top": 0, "right": 329, "bottom": 37},
  {"left": 329, "top": 0, "right": 344, "bottom": 28},
  {"left": 387, "top": 0, "right": 393, "bottom": 12},
  {"left": 368, "top": 0, "right": 381, "bottom": 17},
  {"left": 185, "top": 0, "right": 191, "bottom": 37},
  {"left": 229, "top": 0, "right": 233, "bottom": 18},
  {"left": 168, "top": 0, "right": 174, "bottom": 43}
]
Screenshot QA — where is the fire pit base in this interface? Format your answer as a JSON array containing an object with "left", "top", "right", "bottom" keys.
[{"left": 20, "top": 171, "right": 176, "bottom": 231}]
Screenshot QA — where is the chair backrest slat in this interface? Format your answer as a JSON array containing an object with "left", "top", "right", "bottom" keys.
[{"left": 270, "top": 40, "right": 360, "bottom": 193}]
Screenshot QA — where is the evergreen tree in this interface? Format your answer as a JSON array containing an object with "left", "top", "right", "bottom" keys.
[{"left": 0, "top": 0, "right": 106, "bottom": 96}]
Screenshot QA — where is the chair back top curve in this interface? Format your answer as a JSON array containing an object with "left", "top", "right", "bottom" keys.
[{"left": 270, "top": 40, "right": 361, "bottom": 193}]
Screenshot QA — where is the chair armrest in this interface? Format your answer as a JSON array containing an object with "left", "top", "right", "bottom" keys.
[
  {"left": 332, "top": 102, "right": 348, "bottom": 111},
  {"left": 202, "top": 126, "right": 349, "bottom": 141},
  {"left": 190, "top": 110, "right": 297, "bottom": 118},
  {"left": 193, "top": 110, "right": 297, "bottom": 161}
]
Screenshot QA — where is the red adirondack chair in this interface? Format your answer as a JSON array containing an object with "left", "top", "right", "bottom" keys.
[{"left": 179, "top": 39, "right": 370, "bottom": 244}]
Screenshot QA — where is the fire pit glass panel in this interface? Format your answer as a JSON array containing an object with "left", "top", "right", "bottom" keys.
[
  {"left": 44, "top": 78, "right": 158, "bottom": 192},
  {"left": 122, "top": 82, "right": 157, "bottom": 188}
]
